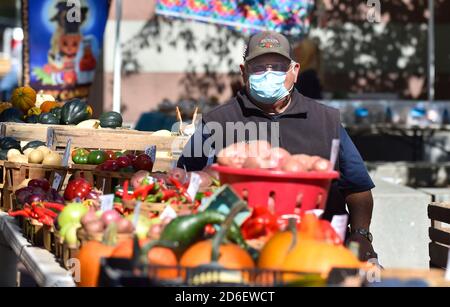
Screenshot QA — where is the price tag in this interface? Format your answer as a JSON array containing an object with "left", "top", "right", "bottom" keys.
[
  {"left": 133, "top": 202, "right": 142, "bottom": 227},
  {"left": 160, "top": 205, "right": 177, "bottom": 221},
  {"left": 101, "top": 178, "right": 106, "bottom": 193},
  {"left": 207, "top": 148, "right": 215, "bottom": 166},
  {"left": 52, "top": 173, "right": 62, "bottom": 190},
  {"left": 187, "top": 172, "right": 201, "bottom": 201},
  {"left": 46, "top": 128, "right": 55, "bottom": 148},
  {"left": 99, "top": 194, "right": 114, "bottom": 212},
  {"left": 145, "top": 145, "right": 157, "bottom": 163},
  {"left": 331, "top": 214, "right": 349, "bottom": 242},
  {"left": 62, "top": 138, "right": 72, "bottom": 167},
  {"left": 329, "top": 139, "right": 340, "bottom": 170}
]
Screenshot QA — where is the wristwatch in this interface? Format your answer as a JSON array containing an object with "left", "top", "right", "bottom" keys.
[{"left": 351, "top": 228, "right": 373, "bottom": 243}]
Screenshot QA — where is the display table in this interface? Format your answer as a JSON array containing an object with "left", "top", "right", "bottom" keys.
[{"left": 0, "top": 213, "right": 75, "bottom": 287}]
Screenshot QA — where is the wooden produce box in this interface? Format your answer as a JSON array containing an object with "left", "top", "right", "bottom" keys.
[
  {"left": 1, "top": 162, "right": 68, "bottom": 211},
  {"left": 428, "top": 202, "right": 450, "bottom": 269},
  {"left": 0, "top": 122, "right": 189, "bottom": 153}
]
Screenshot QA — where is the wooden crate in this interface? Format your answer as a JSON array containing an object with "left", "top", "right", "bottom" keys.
[
  {"left": 23, "top": 218, "right": 44, "bottom": 247},
  {"left": 54, "top": 232, "right": 80, "bottom": 269},
  {"left": 428, "top": 202, "right": 450, "bottom": 269},
  {"left": 0, "top": 122, "right": 189, "bottom": 153},
  {"left": 1, "top": 162, "right": 68, "bottom": 211}
]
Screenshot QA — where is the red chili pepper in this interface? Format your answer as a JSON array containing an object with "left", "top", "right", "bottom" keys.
[
  {"left": 133, "top": 184, "right": 154, "bottom": 201},
  {"left": 42, "top": 202, "right": 65, "bottom": 211},
  {"left": 114, "top": 204, "right": 125, "bottom": 215},
  {"left": 169, "top": 177, "right": 184, "bottom": 190},
  {"left": 37, "top": 214, "right": 54, "bottom": 226},
  {"left": 64, "top": 178, "right": 92, "bottom": 201},
  {"left": 161, "top": 190, "right": 178, "bottom": 201},
  {"left": 204, "top": 224, "right": 216, "bottom": 236},
  {"left": 8, "top": 209, "right": 31, "bottom": 218},
  {"left": 32, "top": 206, "right": 58, "bottom": 219},
  {"left": 121, "top": 180, "right": 132, "bottom": 200}
]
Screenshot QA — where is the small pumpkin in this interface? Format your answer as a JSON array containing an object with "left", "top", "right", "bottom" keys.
[
  {"left": 61, "top": 99, "right": 91, "bottom": 125},
  {"left": 11, "top": 86, "right": 36, "bottom": 112},
  {"left": 111, "top": 238, "right": 178, "bottom": 279},
  {"left": 258, "top": 217, "right": 361, "bottom": 278},
  {"left": 0, "top": 149, "right": 8, "bottom": 160},
  {"left": 39, "top": 112, "right": 60, "bottom": 125},
  {"left": 0, "top": 102, "right": 13, "bottom": 114},
  {"left": 35, "top": 90, "right": 55, "bottom": 108},
  {"left": 40, "top": 101, "right": 59, "bottom": 113},
  {"left": 77, "top": 240, "right": 115, "bottom": 287},
  {"left": 99, "top": 111, "right": 123, "bottom": 128},
  {"left": 27, "top": 106, "right": 42, "bottom": 117},
  {"left": 180, "top": 240, "right": 255, "bottom": 270}
]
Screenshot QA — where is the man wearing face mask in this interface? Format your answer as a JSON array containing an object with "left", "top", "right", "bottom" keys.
[{"left": 178, "top": 31, "right": 377, "bottom": 262}]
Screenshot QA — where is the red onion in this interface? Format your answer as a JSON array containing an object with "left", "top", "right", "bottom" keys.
[{"left": 101, "top": 210, "right": 121, "bottom": 226}]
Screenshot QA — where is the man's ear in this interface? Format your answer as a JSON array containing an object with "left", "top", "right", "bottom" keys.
[
  {"left": 240, "top": 64, "right": 247, "bottom": 82},
  {"left": 292, "top": 62, "right": 301, "bottom": 82}
]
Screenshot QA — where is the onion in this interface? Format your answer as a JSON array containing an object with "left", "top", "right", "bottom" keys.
[
  {"left": 81, "top": 209, "right": 99, "bottom": 227},
  {"left": 27, "top": 193, "right": 49, "bottom": 204},
  {"left": 28, "top": 179, "right": 50, "bottom": 191},
  {"left": 148, "top": 223, "right": 163, "bottom": 240},
  {"left": 130, "top": 170, "right": 150, "bottom": 189},
  {"left": 101, "top": 210, "right": 121, "bottom": 226},
  {"left": 117, "top": 218, "right": 134, "bottom": 233},
  {"left": 84, "top": 220, "right": 105, "bottom": 235},
  {"left": 247, "top": 140, "right": 272, "bottom": 158},
  {"left": 168, "top": 168, "right": 188, "bottom": 184},
  {"left": 188, "top": 171, "right": 212, "bottom": 188},
  {"left": 15, "top": 187, "right": 34, "bottom": 205}
]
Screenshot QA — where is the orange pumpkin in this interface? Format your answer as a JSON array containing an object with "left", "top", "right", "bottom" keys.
[
  {"left": 11, "top": 86, "right": 36, "bottom": 112},
  {"left": 40, "top": 101, "right": 59, "bottom": 113},
  {"left": 77, "top": 240, "right": 115, "bottom": 287},
  {"left": 180, "top": 240, "right": 255, "bottom": 270},
  {"left": 111, "top": 239, "right": 178, "bottom": 279},
  {"left": 0, "top": 102, "right": 12, "bottom": 114},
  {"left": 258, "top": 216, "right": 361, "bottom": 278}
]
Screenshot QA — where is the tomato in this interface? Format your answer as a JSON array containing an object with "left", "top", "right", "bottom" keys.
[
  {"left": 116, "top": 156, "right": 131, "bottom": 168},
  {"left": 71, "top": 148, "right": 89, "bottom": 159},
  {"left": 104, "top": 150, "right": 116, "bottom": 160},
  {"left": 132, "top": 154, "right": 153, "bottom": 171},
  {"left": 87, "top": 150, "right": 107, "bottom": 165}
]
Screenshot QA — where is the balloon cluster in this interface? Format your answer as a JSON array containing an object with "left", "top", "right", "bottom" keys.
[{"left": 157, "top": 0, "right": 314, "bottom": 35}]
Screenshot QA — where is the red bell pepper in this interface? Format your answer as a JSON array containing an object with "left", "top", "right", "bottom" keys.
[
  {"left": 241, "top": 206, "right": 279, "bottom": 240},
  {"left": 64, "top": 178, "right": 92, "bottom": 201}
]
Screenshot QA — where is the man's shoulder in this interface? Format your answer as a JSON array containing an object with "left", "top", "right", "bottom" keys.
[{"left": 203, "top": 98, "right": 240, "bottom": 122}]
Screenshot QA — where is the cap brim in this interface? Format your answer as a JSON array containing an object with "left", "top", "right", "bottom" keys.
[{"left": 245, "top": 50, "right": 292, "bottom": 62}]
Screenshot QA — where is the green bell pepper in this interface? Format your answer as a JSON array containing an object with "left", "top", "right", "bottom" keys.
[{"left": 87, "top": 150, "right": 107, "bottom": 165}]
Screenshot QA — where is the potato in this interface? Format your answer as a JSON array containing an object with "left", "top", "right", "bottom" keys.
[
  {"left": 37, "top": 146, "right": 52, "bottom": 157},
  {"left": 312, "top": 158, "right": 332, "bottom": 172},
  {"left": 217, "top": 142, "right": 249, "bottom": 168},
  {"left": 268, "top": 147, "right": 291, "bottom": 169},
  {"left": 7, "top": 149, "right": 22, "bottom": 160},
  {"left": 28, "top": 149, "right": 45, "bottom": 164},
  {"left": 281, "top": 156, "right": 308, "bottom": 172},
  {"left": 247, "top": 140, "right": 271, "bottom": 158}
]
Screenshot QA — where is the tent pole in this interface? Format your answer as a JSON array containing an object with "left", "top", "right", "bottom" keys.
[
  {"left": 428, "top": 0, "right": 435, "bottom": 102},
  {"left": 112, "top": 0, "right": 123, "bottom": 113}
]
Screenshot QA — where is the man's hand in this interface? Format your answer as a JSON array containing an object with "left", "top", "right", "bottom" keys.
[{"left": 346, "top": 232, "right": 377, "bottom": 261}]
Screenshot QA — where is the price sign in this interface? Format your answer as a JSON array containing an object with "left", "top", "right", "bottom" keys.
[
  {"left": 133, "top": 202, "right": 142, "bottom": 227},
  {"left": 160, "top": 205, "right": 177, "bottom": 221},
  {"left": 46, "top": 128, "right": 55, "bottom": 148},
  {"left": 331, "top": 214, "right": 349, "bottom": 242},
  {"left": 52, "top": 173, "right": 62, "bottom": 190},
  {"left": 187, "top": 172, "right": 201, "bottom": 201},
  {"left": 145, "top": 145, "right": 157, "bottom": 163},
  {"left": 329, "top": 139, "right": 340, "bottom": 170},
  {"left": 100, "top": 194, "right": 114, "bottom": 212},
  {"left": 62, "top": 138, "right": 72, "bottom": 167}
]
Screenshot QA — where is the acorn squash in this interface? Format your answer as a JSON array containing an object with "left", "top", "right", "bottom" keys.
[
  {"left": 39, "top": 112, "right": 60, "bottom": 125},
  {"left": 51, "top": 107, "right": 62, "bottom": 123},
  {"left": 99, "top": 111, "right": 123, "bottom": 128},
  {"left": 0, "top": 149, "right": 8, "bottom": 160},
  {"left": 0, "top": 108, "right": 24, "bottom": 122},
  {"left": 22, "top": 140, "right": 46, "bottom": 152},
  {"left": 25, "top": 115, "right": 39, "bottom": 123},
  {"left": 61, "top": 99, "right": 91, "bottom": 125},
  {"left": 0, "top": 137, "right": 21, "bottom": 151}
]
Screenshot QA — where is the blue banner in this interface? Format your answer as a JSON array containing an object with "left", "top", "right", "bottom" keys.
[{"left": 22, "top": 0, "right": 110, "bottom": 100}]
